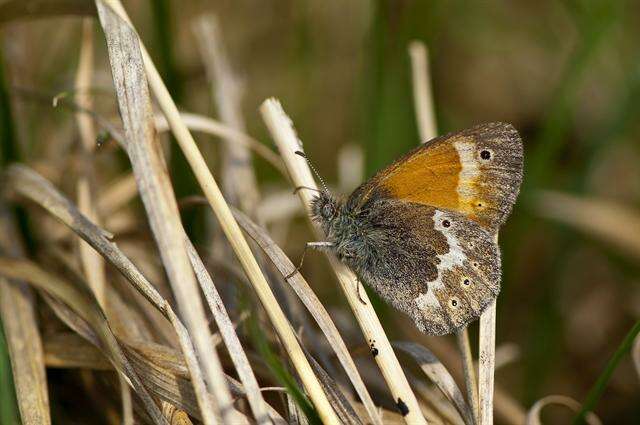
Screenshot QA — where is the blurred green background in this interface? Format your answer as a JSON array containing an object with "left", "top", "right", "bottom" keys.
[{"left": 1, "top": 0, "right": 639, "bottom": 423}]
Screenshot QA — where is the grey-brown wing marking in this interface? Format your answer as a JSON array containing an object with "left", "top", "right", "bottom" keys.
[{"left": 344, "top": 199, "right": 500, "bottom": 335}]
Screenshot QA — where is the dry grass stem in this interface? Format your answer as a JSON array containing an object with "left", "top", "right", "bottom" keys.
[
  {"left": 0, "top": 257, "right": 168, "bottom": 424},
  {"left": 193, "top": 15, "right": 260, "bottom": 214},
  {"left": 5, "top": 165, "right": 167, "bottom": 315},
  {"left": 479, "top": 301, "right": 496, "bottom": 425},
  {"left": 232, "top": 206, "right": 383, "bottom": 425},
  {"left": 95, "top": 3, "right": 237, "bottom": 421},
  {"left": 164, "top": 302, "right": 224, "bottom": 425},
  {"left": 98, "top": 1, "right": 341, "bottom": 422},
  {"left": 154, "top": 112, "right": 286, "bottom": 176},
  {"left": 260, "top": 98, "right": 427, "bottom": 424},
  {"left": 0, "top": 209, "right": 50, "bottom": 424},
  {"left": 394, "top": 341, "right": 473, "bottom": 424},
  {"left": 74, "top": 18, "right": 133, "bottom": 420},
  {"left": 408, "top": 41, "right": 438, "bottom": 142},
  {"left": 408, "top": 44, "right": 484, "bottom": 425},
  {"left": 536, "top": 190, "right": 640, "bottom": 260},
  {"left": 456, "top": 330, "right": 479, "bottom": 424},
  {"left": 185, "top": 239, "right": 272, "bottom": 424}
]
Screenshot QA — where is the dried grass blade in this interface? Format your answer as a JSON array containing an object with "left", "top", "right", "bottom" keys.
[
  {"left": 193, "top": 14, "right": 260, "bottom": 214},
  {"left": 306, "top": 353, "right": 363, "bottom": 425},
  {"left": 456, "top": 330, "right": 479, "bottom": 424},
  {"left": 0, "top": 257, "right": 168, "bottom": 424},
  {"left": 232, "top": 207, "right": 382, "bottom": 425},
  {"left": 154, "top": 113, "right": 286, "bottom": 177},
  {"left": 97, "top": 1, "right": 341, "bottom": 421},
  {"left": 260, "top": 98, "right": 427, "bottom": 425},
  {"left": 535, "top": 190, "right": 640, "bottom": 260},
  {"left": 94, "top": 5, "right": 237, "bottom": 422},
  {"left": 74, "top": 17, "right": 107, "bottom": 307},
  {"left": 0, "top": 209, "right": 50, "bottom": 425},
  {"left": 186, "top": 240, "right": 272, "bottom": 424},
  {"left": 408, "top": 41, "right": 438, "bottom": 142},
  {"left": 525, "top": 395, "right": 601, "bottom": 425},
  {"left": 478, "top": 301, "right": 496, "bottom": 425},
  {"left": 44, "top": 332, "right": 111, "bottom": 370},
  {"left": 4, "top": 165, "right": 168, "bottom": 314},
  {"left": 164, "top": 302, "right": 227, "bottom": 425},
  {"left": 394, "top": 341, "right": 473, "bottom": 425}
]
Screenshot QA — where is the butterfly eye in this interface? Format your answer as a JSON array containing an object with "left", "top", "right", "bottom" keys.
[{"left": 322, "top": 203, "right": 334, "bottom": 219}]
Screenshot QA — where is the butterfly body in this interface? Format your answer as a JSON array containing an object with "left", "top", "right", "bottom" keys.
[{"left": 310, "top": 122, "right": 523, "bottom": 335}]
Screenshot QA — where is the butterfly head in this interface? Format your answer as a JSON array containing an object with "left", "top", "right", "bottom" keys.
[{"left": 311, "top": 192, "right": 343, "bottom": 227}]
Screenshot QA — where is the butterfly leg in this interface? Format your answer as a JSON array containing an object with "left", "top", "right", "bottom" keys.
[
  {"left": 285, "top": 241, "right": 333, "bottom": 280},
  {"left": 292, "top": 185, "right": 320, "bottom": 195}
]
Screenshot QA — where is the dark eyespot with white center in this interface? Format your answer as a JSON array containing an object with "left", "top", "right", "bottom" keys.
[
  {"left": 480, "top": 149, "right": 492, "bottom": 161},
  {"left": 450, "top": 297, "right": 460, "bottom": 308},
  {"left": 462, "top": 278, "right": 471, "bottom": 287},
  {"left": 442, "top": 219, "right": 451, "bottom": 228}
]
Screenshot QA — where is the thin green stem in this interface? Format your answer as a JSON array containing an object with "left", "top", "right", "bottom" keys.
[{"left": 573, "top": 319, "right": 640, "bottom": 424}]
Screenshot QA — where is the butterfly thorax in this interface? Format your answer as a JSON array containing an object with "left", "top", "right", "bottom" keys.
[{"left": 311, "top": 193, "right": 378, "bottom": 264}]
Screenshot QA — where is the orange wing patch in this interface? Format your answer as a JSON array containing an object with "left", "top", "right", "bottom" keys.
[
  {"left": 379, "top": 136, "right": 487, "bottom": 223},
  {"left": 349, "top": 123, "right": 523, "bottom": 232}
]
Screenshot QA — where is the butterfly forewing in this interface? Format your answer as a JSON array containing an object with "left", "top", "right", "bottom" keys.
[{"left": 348, "top": 122, "right": 523, "bottom": 232}]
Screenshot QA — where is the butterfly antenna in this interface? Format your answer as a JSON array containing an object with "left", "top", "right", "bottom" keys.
[{"left": 295, "top": 151, "right": 329, "bottom": 193}]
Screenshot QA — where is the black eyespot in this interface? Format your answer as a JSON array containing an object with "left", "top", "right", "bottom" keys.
[
  {"left": 480, "top": 150, "right": 491, "bottom": 160},
  {"left": 442, "top": 219, "right": 451, "bottom": 228},
  {"left": 451, "top": 299, "right": 458, "bottom": 307},
  {"left": 477, "top": 202, "right": 483, "bottom": 208},
  {"left": 463, "top": 278, "right": 470, "bottom": 286},
  {"left": 472, "top": 262, "right": 478, "bottom": 267}
]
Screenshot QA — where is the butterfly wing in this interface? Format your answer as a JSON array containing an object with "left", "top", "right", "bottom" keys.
[
  {"left": 348, "top": 122, "right": 523, "bottom": 232},
  {"left": 343, "top": 199, "right": 500, "bottom": 335}
]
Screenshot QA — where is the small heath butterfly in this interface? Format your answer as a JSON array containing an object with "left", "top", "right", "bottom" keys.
[{"left": 300, "top": 122, "right": 523, "bottom": 335}]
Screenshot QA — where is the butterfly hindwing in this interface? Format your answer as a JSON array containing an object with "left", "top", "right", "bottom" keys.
[
  {"left": 348, "top": 122, "right": 523, "bottom": 232},
  {"left": 342, "top": 199, "right": 500, "bottom": 335}
]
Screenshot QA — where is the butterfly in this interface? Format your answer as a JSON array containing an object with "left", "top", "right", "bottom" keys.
[{"left": 306, "top": 122, "right": 523, "bottom": 335}]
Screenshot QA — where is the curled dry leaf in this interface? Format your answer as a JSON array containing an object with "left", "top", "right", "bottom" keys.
[{"left": 525, "top": 395, "right": 602, "bottom": 425}]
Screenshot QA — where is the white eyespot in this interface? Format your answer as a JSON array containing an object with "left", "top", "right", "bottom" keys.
[{"left": 450, "top": 297, "right": 460, "bottom": 308}]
